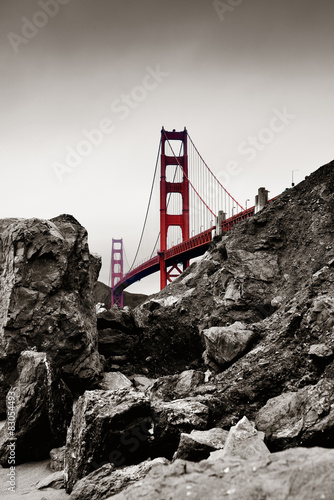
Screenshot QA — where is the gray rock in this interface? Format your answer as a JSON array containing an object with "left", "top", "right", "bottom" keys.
[
  {"left": 255, "top": 378, "right": 334, "bottom": 449},
  {"left": 99, "top": 372, "right": 133, "bottom": 391},
  {"left": 148, "top": 370, "right": 205, "bottom": 401},
  {"left": 50, "top": 446, "right": 66, "bottom": 472},
  {"left": 0, "top": 351, "right": 72, "bottom": 466},
  {"left": 0, "top": 215, "right": 103, "bottom": 409},
  {"left": 108, "top": 447, "right": 334, "bottom": 500},
  {"left": 208, "top": 416, "right": 270, "bottom": 461},
  {"left": 37, "top": 470, "right": 64, "bottom": 490},
  {"left": 173, "top": 427, "right": 228, "bottom": 461},
  {"left": 64, "top": 388, "right": 152, "bottom": 493},
  {"left": 202, "top": 322, "right": 256, "bottom": 370},
  {"left": 308, "top": 344, "right": 333, "bottom": 358},
  {"left": 70, "top": 457, "right": 169, "bottom": 500},
  {"left": 152, "top": 398, "right": 209, "bottom": 441}
]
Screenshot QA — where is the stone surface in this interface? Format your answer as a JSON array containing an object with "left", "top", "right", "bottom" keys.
[
  {"left": 255, "top": 377, "right": 334, "bottom": 449},
  {"left": 202, "top": 322, "right": 256, "bottom": 370},
  {"left": 70, "top": 457, "right": 169, "bottom": 500},
  {"left": 50, "top": 446, "right": 66, "bottom": 472},
  {"left": 64, "top": 388, "right": 152, "bottom": 493},
  {"left": 0, "top": 215, "right": 103, "bottom": 411},
  {"left": 152, "top": 398, "right": 209, "bottom": 459},
  {"left": 109, "top": 447, "right": 334, "bottom": 500},
  {"left": 308, "top": 343, "right": 333, "bottom": 358},
  {"left": 173, "top": 427, "right": 228, "bottom": 461},
  {"left": 37, "top": 470, "right": 65, "bottom": 490},
  {"left": 148, "top": 370, "right": 205, "bottom": 401},
  {"left": 99, "top": 372, "right": 133, "bottom": 391},
  {"left": 130, "top": 375, "right": 154, "bottom": 391},
  {"left": 0, "top": 351, "right": 72, "bottom": 466},
  {"left": 209, "top": 416, "right": 269, "bottom": 461}
]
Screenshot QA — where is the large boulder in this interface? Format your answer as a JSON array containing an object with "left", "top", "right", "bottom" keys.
[
  {"left": 202, "top": 322, "right": 256, "bottom": 370},
  {"left": 255, "top": 377, "right": 334, "bottom": 450},
  {"left": 0, "top": 215, "right": 103, "bottom": 409},
  {"left": 65, "top": 388, "right": 152, "bottom": 493},
  {"left": 109, "top": 447, "right": 334, "bottom": 500},
  {"left": 0, "top": 351, "right": 72, "bottom": 466},
  {"left": 71, "top": 457, "right": 168, "bottom": 500}
]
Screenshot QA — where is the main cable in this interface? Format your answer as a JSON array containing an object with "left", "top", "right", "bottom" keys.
[{"left": 128, "top": 139, "right": 161, "bottom": 272}]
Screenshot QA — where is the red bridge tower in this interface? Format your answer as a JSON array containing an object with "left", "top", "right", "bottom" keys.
[
  {"left": 111, "top": 238, "right": 124, "bottom": 307},
  {"left": 159, "top": 128, "right": 189, "bottom": 289}
]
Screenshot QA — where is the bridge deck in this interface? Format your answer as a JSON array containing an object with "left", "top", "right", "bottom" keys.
[{"left": 112, "top": 199, "right": 277, "bottom": 294}]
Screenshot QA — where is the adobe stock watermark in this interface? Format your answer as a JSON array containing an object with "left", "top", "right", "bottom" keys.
[
  {"left": 7, "top": 0, "right": 71, "bottom": 54},
  {"left": 52, "top": 65, "right": 169, "bottom": 183},
  {"left": 217, "top": 107, "right": 296, "bottom": 190},
  {"left": 213, "top": 0, "right": 244, "bottom": 22},
  {"left": 6, "top": 389, "right": 17, "bottom": 493}
]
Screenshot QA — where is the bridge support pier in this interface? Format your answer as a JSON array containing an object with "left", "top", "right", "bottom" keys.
[
  {"left": 216, "top": 211, "right": 227, "bottom": 236},
  {"left": 255, "top": 187, "right": 269, "bottom": 213}
]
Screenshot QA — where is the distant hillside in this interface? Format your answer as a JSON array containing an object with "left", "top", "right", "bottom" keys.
[{"left": 95, "top": 281, "right": 148, "bottom": 309}]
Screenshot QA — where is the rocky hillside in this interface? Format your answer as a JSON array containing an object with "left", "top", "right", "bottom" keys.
[
  {"left": 0, "top": 161, "right": 333, "bottom": 499},
  {"left": 95, "top": 281, "right": 148, "bottom": 310}
]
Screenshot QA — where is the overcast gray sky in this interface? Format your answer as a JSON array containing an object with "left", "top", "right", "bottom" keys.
[{"left": 1, "top": 0, "right": 334, "bottom": 294}]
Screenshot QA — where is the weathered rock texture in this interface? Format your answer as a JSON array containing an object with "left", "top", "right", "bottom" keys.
[
  {"left": 173, "top": 427, "right": 228, "bottom": 461},
  {"left": 70, "top": 457, "right": 168, "bottom": 500},
  {"left": 0, "top": 214, "right": 103, "bottom": 414},
  {"left": 209, "top": 416, "right": 269, "bottom": 461},
  {"left": 255, "top": 377, "right": 334, "bottom": 450},
  {"left": 0, "top": 351, "right": 72, "bottom": 466},
  {"left": 109, "top": 447, "right": 334, "bottom": 500},
  {"left": 97, "top": 308, "right": 140, "bottom": 372},
  {"left": 65, "top": 388, "right": 152, "bottom": 493}
]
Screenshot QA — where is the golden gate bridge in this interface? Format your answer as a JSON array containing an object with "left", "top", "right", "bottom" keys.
[{"left": 110, "top": 127, "right": 267, "bottom": 307}]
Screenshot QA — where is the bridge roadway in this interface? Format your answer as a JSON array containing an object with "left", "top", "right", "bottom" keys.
[{"left": 113, "top": 205, "right": 256, "bottom": 293}]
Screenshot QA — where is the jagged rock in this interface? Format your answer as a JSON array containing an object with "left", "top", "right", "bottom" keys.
[
  {"left": 208, "top": 416, "right": 269, "bottom": 461},
  {"left": 70, "top": 457, "right": 169, "bottom": 500},
  {"left": 99, "top": 372, "right": 133, "bottom": 391},
  {"left": 65, "top": 388, "right": 152, "bottom": 493},
  {"left": 151, "top": 398, "right": 209, "bottom": 459},
  {"left": 173, "top": 427, "right": 228, "bottom": 461},
  {"left": 97, "top": 308, "right": 140, "bottom": 368},
  {"left": 109, "top": 447, "right": 334, "bottom": 500},
  {"left": 255, "top": 378, "right": 334, "bottom": 450},
  {"left": 308, "top": 344, "right": 333, "bottom": 358},
  {"left": 0, "top": 351, "right": 72, "bottom": 466},
  {"left": 130, "top": 375, "right": 155, "bottom": 391},
  {"left": 50, "top": 446, "right": 66, "bottom": 472},
  {"left": 202, "top": 322, "right": 256, "bottom": 370},
  {"left": 148, "top": 370, "right": 205, "bottom": 401},
  {"left": 37, "top": 470, "right": 65, "bottom": 490},
  {"left": 0, "top": 215, "right": 103, "bottom": 412}
]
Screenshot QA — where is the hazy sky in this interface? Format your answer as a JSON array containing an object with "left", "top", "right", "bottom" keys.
[{"left": 1, "top": 0, "right": 334, "bottom": 294}]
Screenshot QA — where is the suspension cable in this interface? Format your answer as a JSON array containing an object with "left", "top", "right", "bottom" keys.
[
  {"left": 128, "top": 140, "right": 161, "bottom": 271},
  {"left": 187, "top": 132, "right": 245, "bottom": 211},
  {"left": 162, "top": 130, "right": 217, "bottom": 218}
]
